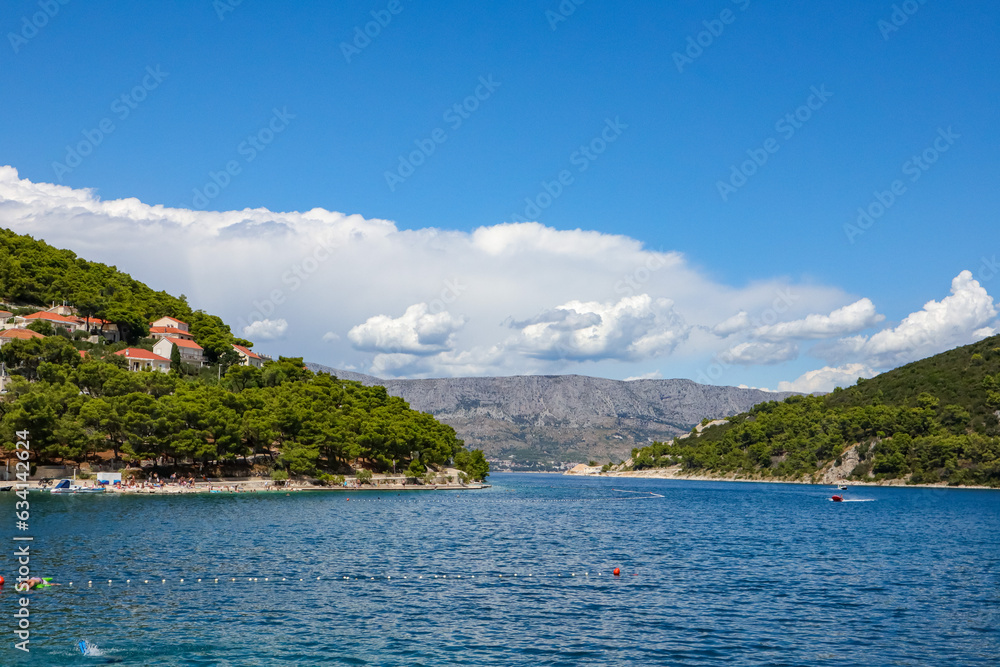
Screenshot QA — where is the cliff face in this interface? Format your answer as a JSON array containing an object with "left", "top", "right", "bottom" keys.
[{"left": 307, "top": 364, "right": 794, "bottom": 466}]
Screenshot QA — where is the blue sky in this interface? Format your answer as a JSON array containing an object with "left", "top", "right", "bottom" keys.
[{"left": 2, "top": 0, "right": 998, "bottom": 390}]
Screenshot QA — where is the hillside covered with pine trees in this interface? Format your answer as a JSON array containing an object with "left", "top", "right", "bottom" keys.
[{"left": 629, "top": 336, "right": 1000, "bottom": 487}]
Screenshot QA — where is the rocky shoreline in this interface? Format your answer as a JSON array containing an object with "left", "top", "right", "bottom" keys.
[
  {"left": 20, "top": 477, "right": 490, "bottom": 494},
  {"left": 570, "top": 465, "right": 999, "bottom": 491}
]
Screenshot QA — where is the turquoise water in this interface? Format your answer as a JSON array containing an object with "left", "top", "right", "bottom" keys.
[{"left": 3, "top": 474, "right": 999, "bottom": 665}]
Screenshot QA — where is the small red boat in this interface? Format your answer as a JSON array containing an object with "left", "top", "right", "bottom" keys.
[{"left": 831, "top": 495, "right": 844, "bottom": 502}]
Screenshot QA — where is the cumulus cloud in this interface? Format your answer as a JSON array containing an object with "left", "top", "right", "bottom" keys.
[
  {"left": 507, "top": 295, "right": 689, "bottom": 362},
  {"left": 625, "top": 371, "right": 663, "bottom": 381},
  {"left": 712, "top": 311, "right": 750, "bottom": 337},
  {"left": 723, "top": 341, "right": 799, "bottom": 366},
  {"left": 819, "top": 271, "right": 997, "bottom": 368},
  {"left": 348, "top": 303, "right": 466, "bottom": 355},
  {"left": 753, "top": 298, "right": 884, "bottom": 341},
  {"left": 1, "top": 165, "right": 936, "bottom": 382},
  {"left": 242, "top": 318, "right": 288, "bottom": 340},
  {"left": 777, "top": 363, "right": 878, "bottom": 394}
]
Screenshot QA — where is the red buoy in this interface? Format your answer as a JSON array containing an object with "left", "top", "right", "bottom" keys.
[
  {"left": 0, "top": 574, "right": 5, "bottom": 585},
  {"left": 613, "top": 568, "right": 620, "bottom": 576}
]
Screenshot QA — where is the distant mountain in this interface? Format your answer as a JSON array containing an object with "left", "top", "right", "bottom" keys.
[{"left": 305, "top": 363, "right": 795, "bottom": 468}]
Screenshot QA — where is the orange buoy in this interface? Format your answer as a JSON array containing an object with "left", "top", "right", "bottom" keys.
[
  {"left": 0, "top": 574, "right": 5, "bottom": 585},
  {"left": 613, "top": 568, "right": 620, "bottom": 576}
]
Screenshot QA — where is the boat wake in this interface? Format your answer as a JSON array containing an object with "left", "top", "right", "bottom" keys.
[{"left": 828, "top": 498, "right": 875, "bottom": 502}]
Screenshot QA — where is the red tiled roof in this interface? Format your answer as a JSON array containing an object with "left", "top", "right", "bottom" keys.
[
  {"left": 24, "top": 311, "right": 79, "bottom": 324},
  {"left": 232, "top": 344, "right": 261, "bottom": 359},
  {"left": 0, "top": 328, "right": 45, "bottom": 340},
  {"left": 115, "top": 348, "right": 170, "bottom": 362},
  {"left": 149, "top": 326, "right": 192, "bottom": 336},
  {"left": 0, "top": 311, "right": 12, "bottom": 318},
  {"left": 160, "top": 338, "right": 203, "bottom": 351},
  {"left": 79, "top": 317, "right": 113, "bottom": 327}
]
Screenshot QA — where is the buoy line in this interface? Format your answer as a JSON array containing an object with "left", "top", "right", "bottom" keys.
[
  {"left": 338, "top": 493, "right": 664, "bottom": 504},
  {"left": 56, "top": 570, "right": 637, "bottom": 589},
  {"left": 611, "top": 489, "right": 664, "bottom": 498}
]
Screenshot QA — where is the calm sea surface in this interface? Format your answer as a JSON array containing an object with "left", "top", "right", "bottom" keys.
[{"left": 3, "top": 473, "right": 999, "bottom": 666}]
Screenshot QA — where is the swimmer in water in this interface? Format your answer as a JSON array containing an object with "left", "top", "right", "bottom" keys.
[{"left": 22, "top": 577, "right": 59, "bottom": 590}]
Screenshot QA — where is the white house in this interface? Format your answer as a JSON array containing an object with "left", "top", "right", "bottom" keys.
[
  {"left": 148, "top": 326, "right": 195, "bottom": 341},
  {"left": 114, "top": 348, "right": 170, "bottom": 373},
  {"left": 153, "top": 337, "right": 204, "bottom": 366},
  {"left": 150, "top": 316, "right": 189, "bottom": 333},
  {"left": 232, "top": 344, "right": 264, "bottom": 368}
]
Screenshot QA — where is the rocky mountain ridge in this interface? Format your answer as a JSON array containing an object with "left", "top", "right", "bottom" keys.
[{"left": 306, "top": 363, "right": 795, "bottom": 468}]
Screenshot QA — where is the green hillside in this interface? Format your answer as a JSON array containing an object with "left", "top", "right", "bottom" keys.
[
  {"left": 629, "top": 337, "right": 1000, "bottom": 487},
  {"left": 0, "top": 228, "right": 489, "bottom": 481}
]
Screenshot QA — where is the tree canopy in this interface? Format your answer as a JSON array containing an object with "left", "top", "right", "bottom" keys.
[{"left": 629, "top": 336, "right": 1000, "bottom": 487}]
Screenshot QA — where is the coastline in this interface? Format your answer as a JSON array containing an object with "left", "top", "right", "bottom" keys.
[
  {"left": 19, "top": 478, "right": 490, "bottom": 495},
  {"left": 568, "top": 466, "right": 1000, "bottom": 491}
]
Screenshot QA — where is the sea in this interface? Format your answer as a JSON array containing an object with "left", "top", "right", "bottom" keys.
[{"left": 3, "top": 473, "right": 999, "bottom": 666}]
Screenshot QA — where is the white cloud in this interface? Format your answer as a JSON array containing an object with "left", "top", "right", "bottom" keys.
[
  {"left": 777, "top": 363, "right": 878, "bottom": 394},
  {"left": 242, "top": 318, "right": 288, "bottom": 340},
  {"left": 819, "top": 271, "right": 997, "bottom": 368},
  {"left": 625, "top": 371, "right": 663, "bottom": 381},
  {"left": 0, "top": 166, "right": 881, "bottom": 380},
  {"left": 507, "top": 295, "right": 688, "bottom": 362},
  {"left": 753, "top": 298, "right": 884, "bottom": 341},
  {"left": 712, "top": 311, "right": 750, "bottom": 337},
  {"left": 348, "top": 303, "right": 466, "bottom": 355},
  {"left": 723, "top": 341, "right": 799, "bottom": 365}
]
